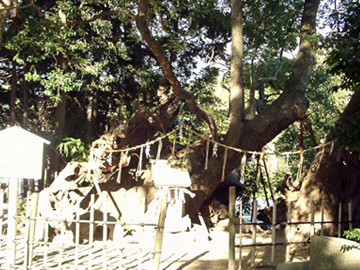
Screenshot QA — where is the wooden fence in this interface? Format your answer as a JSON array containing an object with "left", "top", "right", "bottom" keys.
[
  {"left": 0, "top": 182, "right": 169, "bottom": 270},
  {"left": 228, "top": 187, "right": 357, "bottom": 270}
]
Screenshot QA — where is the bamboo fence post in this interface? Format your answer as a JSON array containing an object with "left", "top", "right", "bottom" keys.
[
  {"left": 262, "top": 157, "right": 275, "bottom": 202},
  {"left": 310, "top": 202, "right": 315, "bottom": 237},
  {"left": 251, "top": 200, "right": 257, "bottom": 268},
  {"left": 348, "top": 200, "right": 353, "bottom": 231},
  {"left": 321, "top": 196, "right": 324, "bottom": 236},
  {"left": 228, "top": 187, "right": 236, "bottom": 270},
  {"left": 43, "top": 217, "right": 49, "bottom": 268},
  {"left": 338, "top": 202, "right": 342, "bottom": 237},
  {"left": 238, "top": 200, "right": 243, "bottom": 270},
  {"left": 103, "top": 198, "right": 108, "bottom": 270},
  {"left": 75, "top": 199, "right": 80, "bottom": 268},
  {"left": 0, "top": 189, "right": 4, "bottom": 240},
  {"left": 118, "top": 220, "right": 124, "bottom": 270},
  {"left": 285, "top": 202, "right": 292, "bottom": 262},
  {"left": 138, "top": 197, "right": 146, "bottom": 270},
  {"left": 28, "top": 188, "right": 39, "bottom": 267},
  {"left": 7, "top": 177, "right": 18, "bottom": 268},
  {"left": 23, "top": 191, "right": 31, "bottom": 269},
  {"left": 88, "top": 194, "right": 95, "bottom": 270},
  {"left": 151, "top": 188, "right": 169, "bottom": 270},
  {"left": 271, "top": 201, "right": 277, "bottom": 263}
]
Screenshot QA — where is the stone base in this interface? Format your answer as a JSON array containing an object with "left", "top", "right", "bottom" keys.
[
  {"left": 310, "top": 236, "right": 360, "bottom": 270},
  {"left": 276, "top": 261, "right": 309, "bottom": 270}
]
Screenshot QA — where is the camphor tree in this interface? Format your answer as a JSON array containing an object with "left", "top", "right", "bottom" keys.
[
  {"left": 5, "top": 0, "right": 358, "bottom": 250},
  {"left": 132, "top": 0, "right": 321, "bottom": 220},
  {"left": 0, "top": 1, "right": 323, "bottom": 214}
]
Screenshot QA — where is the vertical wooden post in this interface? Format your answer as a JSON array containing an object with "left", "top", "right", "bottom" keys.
[
  {"left": 43, "top": 216, "right": 49, "bottom": 268},
  {"left": 118, "top": 218, "right": 124, "bottom": 270},
  {"left": 320, "top": 196, "right": 324, "bottom": 236},
  {"left": 103, "top": 198, "right": 108, "bottom": 270},
  {"left": 88, "top": 194, "right": 95, "bottom": 270},
  {"left": 7, "top": 178, "right": 18, "bottom": 267},
  {"left": 238, "top": 200, "right": 243, "bottom": 270},
  {"left": 338, "top": 202, "right": 342, "bottom": 237},
  {"left": 58, "top": 242, "right": 63, "bottom": 269},
  {"left": 285, "top": 202, "right": 292, "bottom": 262},
  {"left": 138, "top": 197, "right": 146, "bottom": 270},
  {"left": 251, "top": 200, "right": 257, "bottom": 268},
  {"left": 228, "top": 187, "right": 236, "bottom": 270},
  {"left": 28, "top": 188, "right": 39, "bottom": 267},
  {"left": 310, "top": 202, "right": 315, "bottom": 237},
  {"left": 0, "top": 189, "right": 4, "bottom": 241},
  {"left": 271, "top": 201, "right": 277, "bottom": 263},
  {"left": 348, "top": 200, "right": 353, "bottom": 231},
  {"left": 75, "top": 199, "right": 80, "bottom": 268},
  {"left": 23, "top": 192, "right": 31, "bottom": 269},
  {"left": 151, "top": 188, "right": 169, "bottom": 270}
]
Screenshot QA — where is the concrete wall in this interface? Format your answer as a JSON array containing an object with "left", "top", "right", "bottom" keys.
[{"left": 310, "top": 236, "right": 360, "bottom": 270}]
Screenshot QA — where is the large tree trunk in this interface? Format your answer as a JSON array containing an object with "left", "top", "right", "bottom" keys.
[
  {"left": 55, "top": 91, "right": 66, "bottom": 140},
  {"left": 133, "top": 0, "right": 321, "bottom": 220},
  {"left": 185, "top": 0, "right": 320, "bottom": 218},
  {"left": 227, "top": 0, "right": 245, "bottom": 145},
  {"left": 38, "top": 0, "right": 322, "bottom": 237},
  {"left": 0, "top": 0, "right": 13, "bottom": 41},
  {"left": 10, "top": 60, "right": 17, "bottom": 126},
  {"left": 286, "top": 90, "right": 360, "bottom": 258},
  {"left": 22, "top": 60, "right": 29, "bottom": 130},
  {"left": 86, "top": 89, "right": 98, "bottom": 141}
]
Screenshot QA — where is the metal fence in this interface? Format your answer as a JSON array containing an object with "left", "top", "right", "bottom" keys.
[{"left": 228, "top": 186, "right": 357, "bottom": 270}]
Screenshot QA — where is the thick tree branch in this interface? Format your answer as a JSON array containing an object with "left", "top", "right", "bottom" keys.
[
  {"left": 237, "top": 0, "right": 320, "bottom": 150},
  {"left": 135, "top": 0, "right": 218, "bottom": 139},
  {"left": 0, "top": 2, "right": 36, "bottom": 11}
]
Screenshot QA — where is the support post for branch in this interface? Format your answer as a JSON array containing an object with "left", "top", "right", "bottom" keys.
[
  {"left": 251, "top": 200, "right": 257, "bottom": 268},
  {"left": 286, "top": 202, "right": 292, "bottom": 262},
  {"left": 239, "top": 200, "right": 243, "bottom": 270},
  {"left": 228, "top": 186, "right": 236, "bottom": 270},
  {"left": 271, "top": 202, "right": 277, "bottom": 262},
  {"left": 152, "top": 188, "right": 169, "bottom": 270}
]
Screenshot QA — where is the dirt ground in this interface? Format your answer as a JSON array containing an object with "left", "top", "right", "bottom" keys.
[
  {"left": 0, "top": 218, "right": 310, "bottom": 269},
  {"left": 157, "top": 226, "right": 309, "bottom": 270}
]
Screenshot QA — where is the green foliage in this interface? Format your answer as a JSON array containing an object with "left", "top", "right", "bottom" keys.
[
  {"left": 324, "top": 0, "right": 360, "bottom": 90},
  {"left": 273, "top": 59, "right": 350, "bottom": 184},
  {"left": 344, "top": 228, "right": 360, "bottom": 243},
  {"left": 57, "top": 137, "right": 88, "bottom": 162},
  {"left": 179, "top": 67, "right": 229, "bottom": 136}
]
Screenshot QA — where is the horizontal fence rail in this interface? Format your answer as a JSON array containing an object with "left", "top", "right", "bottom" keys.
[
  {"left": 0, "top": 182, "right": 170, "bottom": 270},
  {"left": 228, "top": 186, "right": 357, "bottom": 270}
]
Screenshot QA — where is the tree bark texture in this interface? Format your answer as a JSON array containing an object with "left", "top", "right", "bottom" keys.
[
  {"left": 55, "top": 91, "right": 66, "bottom": 140},
  {"left": 286, "top": 90, "right": 360, "bottom": 257},
  {"left": 42, "top": 0, "right": 322, "bottom": 228},
  {"left": 183, "top": 0, "right": 320, "bottom": 218},
  {"left": 10, "top": 60, "right": 17, "bottom": 126},
  {"left": 227, "top": 0, "right": 245, "bottom": 145},
  {"left": 86, "top": 90, "right": 98, "bottom": 141},
  {"left": 22, "top": 61, "right": 29, "bottom": 130}
]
